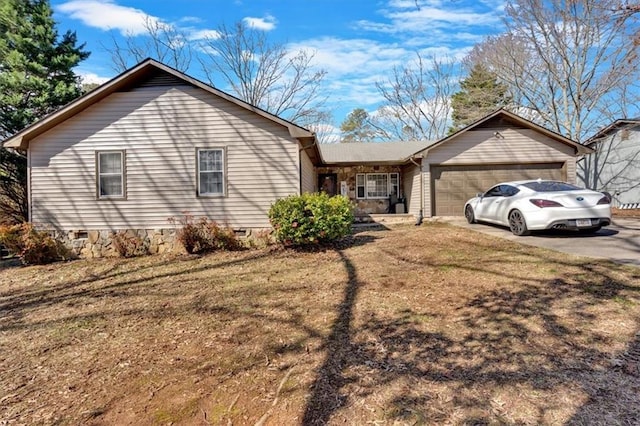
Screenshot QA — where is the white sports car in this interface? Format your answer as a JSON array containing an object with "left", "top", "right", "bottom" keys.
[{"left": 463, "top": 180, "right": 611, "bottom": 236}]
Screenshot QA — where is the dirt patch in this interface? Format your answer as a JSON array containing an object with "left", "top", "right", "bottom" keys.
[{"left": 1, "top": 223, "right": 639, "bottom": 425}]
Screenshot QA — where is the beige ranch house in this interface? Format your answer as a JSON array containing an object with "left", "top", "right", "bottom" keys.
[{"left": 3, "top": 59, "right": 590, "bottom": 257}]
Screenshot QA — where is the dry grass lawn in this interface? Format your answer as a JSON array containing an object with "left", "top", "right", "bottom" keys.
[{"left": 1, "top": 222, "right": 639, "bottom": 425}]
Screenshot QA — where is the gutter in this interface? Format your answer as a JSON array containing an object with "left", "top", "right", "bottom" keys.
[
  {"left": 409, "top": 156, "right": 423, "bottom": 226},
  {"left": 298, "top": 136, "right": 319, "bottom": 194}
]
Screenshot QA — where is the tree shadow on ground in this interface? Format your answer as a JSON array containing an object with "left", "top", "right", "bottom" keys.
[
  {"left": 301, "top": 244, "right": 640, "bottom": 425},
  {"left": 0, "top": 257, "right": 20, "bottom": 269},
  {"left": 302, "top": 250, "right": 360, "bottom": 425}
]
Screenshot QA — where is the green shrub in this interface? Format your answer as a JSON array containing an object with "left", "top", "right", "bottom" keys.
[
  {"left": 112, "top": 230, "right": 149, "bottom": 258},
  {"left": 169, "top": 214, "right": 242, "bottom": 254},
  {"left": 268, "top": 192, "right": 354, "bottom": 246},
  {"left": 0, "top": 223, "right": 69, "bottom": 265}
]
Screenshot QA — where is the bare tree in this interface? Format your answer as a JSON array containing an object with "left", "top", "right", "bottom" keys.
[
  {"left": 467, "top": 0, "right": 640, "bottom": 143},
  {"left": 198, "top": 21, "right": 327, "bottom": 124},
  {"left": 103, "top": 17, "right": 193, "bottom": 72},
  {"left": 374, "top": 54, "right": 458, "bottom": 141},
  {"left": 297, "top": 110, "right": 337, "bottom": 144},
  {"left": 104, "top": 20, "right": 327, "bottom": 126}
]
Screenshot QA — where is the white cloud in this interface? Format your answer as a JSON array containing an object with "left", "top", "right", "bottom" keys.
[
  {"left": 288, "top": 35, "right": 470, "bottom": 114},
  {"left": 56, "top": 0, "right": 161, "bottom": 36},
  {"left": 78, "top": 71, "right": 111, "bottom": 85},
  {"left": 188, "top": 29, "right": 221, "bottom": 41},
  {"left": 309, "top": 122, "right": 341, "bottom": 144},
  {"left": 358, "top": 0, "right": 504, "bottom": 34},
  {"left": 242, "top": 15, "right": 277, "bottom": 31},
  {"left": 178, "top": 16, "right": 204, "bottom": 25},
  {"left": 289, "top": 37, "right": 409, "bottom": 78}
]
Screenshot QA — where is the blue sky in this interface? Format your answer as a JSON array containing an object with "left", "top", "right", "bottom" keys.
[{"left": 51, "top": 0, "right": 507, "bottom": 131}]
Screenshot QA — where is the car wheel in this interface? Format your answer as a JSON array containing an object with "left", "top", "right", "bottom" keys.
[
  {"left": 508, "top": 209, "right": 530, "bottom": 236},
  {"left": 464, "top": 205, "right": 476, "bottom": 224}
]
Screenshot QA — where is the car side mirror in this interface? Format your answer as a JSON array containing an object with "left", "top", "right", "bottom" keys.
[{"left": 476, "top": 192, "right": 484, "bottom": 198}]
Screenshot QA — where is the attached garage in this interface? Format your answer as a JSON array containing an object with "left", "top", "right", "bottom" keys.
[
  {"left": 431, "top": 163, "right": 565, "bottom": 216},
  {"left": 416, "top": 110, "right": 591, "bottom": 217}
]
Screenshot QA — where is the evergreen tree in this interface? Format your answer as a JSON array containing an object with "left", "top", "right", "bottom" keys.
[
  {"left": 0, "top": 0, "right": 89, "bottom": 223},
  {"left": 450, "top": 63, "right": 509, "bottom": 133},
  {"left": 340, "top": 108, "right": 376, "bottom": 142}
]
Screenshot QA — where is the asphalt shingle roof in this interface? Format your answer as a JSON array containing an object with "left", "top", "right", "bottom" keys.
[{"left": 318, "top": 141, "right": 433, "bottom": 164}]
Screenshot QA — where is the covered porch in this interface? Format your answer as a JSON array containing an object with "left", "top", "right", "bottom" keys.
[
  {"left": 316, "top": 141, "right": 431, "bottom": 221},
  {"left": 316, "top": 164, "right": 406, "bottom": 216}
]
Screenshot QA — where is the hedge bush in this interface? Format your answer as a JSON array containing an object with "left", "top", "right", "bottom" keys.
[
  {"left": 0, "top": 223, "right": 69, "bottom": 264},
  {"left": 268, "top": 192, "right": 354, "bottom": 246},
  {"left": 169, "top": 214, "right": 242, "bottom": 254}
]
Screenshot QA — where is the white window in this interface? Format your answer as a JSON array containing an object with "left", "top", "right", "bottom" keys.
[
  {"left": 197, "top": 148, "right": 225, "bottom": 196},
  {"left": 356, "top": 172, "right": 400, "bottom": 199},
  {"left": 356, "top": 174, "right": 366, "bottom": 199},
  {"left": 97, "top": 151, "right": 125, "bottom": 199},
  {"left": 367, "top": 173, "right": 389, "bottom": 198}
]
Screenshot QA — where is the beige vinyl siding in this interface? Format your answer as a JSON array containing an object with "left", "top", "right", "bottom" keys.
[
  {"left": 29, "top": 85, "right": 300, "bottom": 230},
  {"left": 565, "top": 157, "right": 577, "bottom": 184},
  {"left": 300, "top": 149, "right": 315, "bottom": 193},
  {"left": 401, "top": 163, "right": 422, "bottom": 216},
  {"left": 423, "top": 169, "right": 432, "bottom": 217},
  {"left": 425, "top": 128, "right": 576, "bottom": 167}
]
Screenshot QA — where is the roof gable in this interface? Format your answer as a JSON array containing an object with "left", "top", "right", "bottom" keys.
[
  {"left": 416, "top": 109, "right": 591, "bottom": 156},
  {"left": 585, "top": 118, "right": 640, "bottom": 146},
  {"left": 3, "top": 59, "right": 317, "bottom": 154}
]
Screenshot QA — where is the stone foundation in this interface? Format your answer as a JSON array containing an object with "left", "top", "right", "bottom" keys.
[
  {"left": 353, "top": 213, "right": 415, "bottom": 225},
  {"left": 53, "top": 227, "right": 273, "bottom": 259},
  {"left": 53, "top": 228, "right": 182, "bottom": 259}
]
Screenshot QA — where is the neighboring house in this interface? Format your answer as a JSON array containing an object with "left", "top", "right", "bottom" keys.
[
  {"left": 2, "top": 59, "right": 590, "bottom": 257},
  {"left": 579, "top": 119, "right": 640, "bottom": 208}
]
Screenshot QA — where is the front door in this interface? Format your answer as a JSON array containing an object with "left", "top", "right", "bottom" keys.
[{"left": 318, "top": 173, "right": 337, "bottom": 196}]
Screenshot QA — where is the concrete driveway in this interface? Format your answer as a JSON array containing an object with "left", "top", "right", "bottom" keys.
[{"left": 444, "top": 217, "right": 640, "bottom": 267}]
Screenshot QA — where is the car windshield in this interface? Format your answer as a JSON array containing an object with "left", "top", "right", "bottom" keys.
[{"left": 521, "top": 181, "right": 581, "bottom": 192}]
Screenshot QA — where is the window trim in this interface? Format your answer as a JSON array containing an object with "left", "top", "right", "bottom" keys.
[
  {"left": 96, "top": 150, "right": 126, "bottom": 200},
  {"left": 389, "top": 172, "right": 399, "bottom": 198},
  {"left": 196, "top": 147, "right": 226, "bottom": 197},
  {"left": 356, "top": 174, "right": 366, "bottom": 199},
  {"left": 356, "top": 172, "right": 400, "bottom": 200}
]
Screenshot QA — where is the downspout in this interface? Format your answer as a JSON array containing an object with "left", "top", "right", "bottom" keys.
[
  {"left": 25, "top": 148, "right": 31, "bottom": 222},
  {"left": 298, "top": 137, "right": 318, "bottom": 195},
  {"left": 409, "top": 156, "right": 423, "bottom": 226}
]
